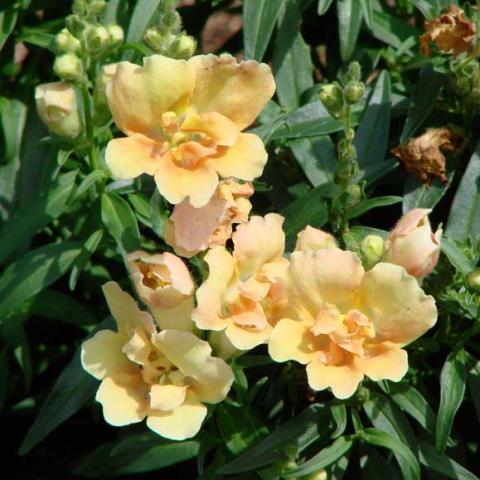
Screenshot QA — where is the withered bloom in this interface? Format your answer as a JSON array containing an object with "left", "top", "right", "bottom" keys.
[
  {"left": 420, "top": 4, "right": 476, "bottom": 57},
  {"left": 391, "top": 127, "right": 462, "bottom": 185}
]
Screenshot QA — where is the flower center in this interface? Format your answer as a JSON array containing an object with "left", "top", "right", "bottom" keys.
[{"left": 137, "top": 261, "right": 171, "bottom": 290}]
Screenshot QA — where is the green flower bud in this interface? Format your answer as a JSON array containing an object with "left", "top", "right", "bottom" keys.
[
  {"left": 106, "top": 24, "right": 124, "bottom": 46},
  {"left": 345, "top": 183, "right": 362, "bottom": 207},
  {"left": 170, "top": 34, "right": 196, "bottom": 59},
  {"left": 55, "top": 28, "right": 81, "bottom": 54},
  {"left": 143, "top": 27, "right": 176, "bottom": 54},
  {"left": 466, "top": 268, "right": 480, "bottom": 292},
  {"left": 85, "top": 25, "right": 110, "bottom": 54},
  {"left": 66, "top": 14, "right": 86, "bottom": 38},
  {"left": 53, "top": 53, "right": 83, "bottom": 82},
  {"left": 319, "top": 82, "right": 344, "bottom": 117},
  {"left": 347, "top": 61, "right": 362, "bottom": 82},
  {"left": 88, "top": 0, "right": 107, "bottom": 15},
  {"left": 361, "top": 235, "right": 385, "bottom": 270},
  {"left": 72, "top": 0, "right": 87, "bottom": 16},
  {"left": 93, "top": 63, "right": 118, "bottom": 125},
  {"left": 161, "top": 11, "right": 181, "bottom": 30},
  {"left": 345, "top": 80, "right": 365, "bottom": 105},
  {"left": 306, "top": 470, "right": 328, "bottom": 480}
]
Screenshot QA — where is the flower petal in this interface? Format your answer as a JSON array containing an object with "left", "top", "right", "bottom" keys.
[
  {"left": 268, "top": 318, "right": 318, "bottom": 364},
  {"left": 225, "top": 320, "right": 271, "bottom": 350},
  {"left": 146, "top": 391, "right": 207, "bottom": 440},
  {"left": 209, "top": 133, "right": 267, "bottom": 181},
  {"left": 154, "top": 153, "right": 218, "bottom": 207},
  {"left": 149, "top": 384, "right": 188, "bottom": 411},
  {"left": 107, "top": 55, "right": 195, "bottom": 137},
  {"left": 181, "top": 112, "right": 238, "bottom": 147},
  {"left": 357, "top": 344, "right": 408, "bottom": 382},
  {"left": 105, "top": 134, "right": 160, "bottom": 180},
  {"left": 189, "top": 54, "right": 275, "bottom": 130},
  {"left": 96, "top": 376, "right": 147, "bottom": 426},
  {"left": 81, "top": 330, "right": 135, "bottom": 380},
  {"left": 152, "top": 330, "right": 234, "bottom": 404},
  {"left": 151, "top": 296, "right": 196, "bottom": 332},
  {"left": 359, "top": 262, "right": 437, "bottom": 345},
  {"left": 306, "top": 359, "right": 364, "bottom": 399}
]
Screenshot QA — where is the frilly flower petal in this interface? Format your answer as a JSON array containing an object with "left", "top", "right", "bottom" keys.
[
  {"left": 149, "top": 384, "right": 188, "bottom": 412},
  {"left": 181, "top": 112, "right": 238, "bottom": 147},
  {"left": 356, "top": 344, "right": 408, "bottom": 382}
]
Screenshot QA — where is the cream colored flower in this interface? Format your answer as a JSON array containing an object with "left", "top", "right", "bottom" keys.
[
  {"left": 35, "top": 82, "right": 82, "bottom": 138},
  {"left": 127, "top": 251, "right": 195, "bottom": 331},
  {"left": 165, "top": 179, "right": 254, "bottom": 257},
  {"left": 192, "top": 213, "right": 288, "bottom": 350},
  {"left": 295, "top": 226, "right": 337, "bottom": 252},
  {"left": 105, "top": 54, "right": 275, "bottom": 207},
  {"left": 268, "top": 248, "right": 437, "bottom": 399},
  {"left": 384, "top": 208, "right": 442, "bottom": 279},
  {"left": 81, "top": 282, "right": 234, "bottom": 440}
]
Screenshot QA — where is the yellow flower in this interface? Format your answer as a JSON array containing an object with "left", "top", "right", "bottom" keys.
[
  {"left": 384, "top": 208, "right": 442, "bottom": 279},
  {"left": 35, "top": 82, "right": 83, "bottom": 138},
  {"left": 81, "top": 282, "right": 234, "bottom": 440},
  {"left": 268, "top": 247, "right": 437, "bottom": 399},
  {"left": 192, "top": 214, "right": 288, "bottom": 350},
  {"left": 127, "top": 251, "right": 195, "bottom": 331},
  {"left": 105, "top": 54, "right": 275, "bottom": 207},
  {"left": 165, "top": 179, "right": 254, "bottom": 257}
]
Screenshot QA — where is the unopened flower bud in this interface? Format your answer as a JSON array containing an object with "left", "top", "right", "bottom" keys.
[
  {"left": 345, "top": 183, "right": 362, "bottom": 207},
  {"left": 319, "top": 82, "right": 344, "bottom": 117},
  {"left": 347, "top": 61, "right": 362, "bottom": 82},
  {"left": 72, "top": 0, "right": 87, "bottom": 16},
  {"left": 345, "top": 80, "right": 365, "bottom": 104},
  {"left": 53, "top": 53, "right": 83, "bottom": 82},
  {"left": 106, "top": 24, "right": 124, "bottom": 46},
  {"left": 143, "top": 27, "right": 175, "bottom": 53},
  {"left": 306, "top": 469, "right": 328, "bottom": 480},
  {"left": 171, "top": 34, "right": 196, "bottom": 59},
  {"left": 295, "top": 226, "right": 337, "bottom": 252},
  {"left": 85, "top": 25, "right": 110, "bottom": 54},
  {"left": 55, "top": 28, "right": 81, "bottom": 54},
  {"left": 161, "top": 11, "right": 181, "bottom": 30},
  {"left": 88, "top": 0, "right": 107, "bottom": 15},
  {"left": 466, "top": 269, "right": 480, "bottom": 292},
  {"left": 93, "top": 63, "right": 118, "bottom": 124},
  {"left": 35, "top": 82, "right": 83, "bottom": 139},
  {"left": 361, "top": 235, "right": 385, "bottom": 270},
  {"left": 66, "top": 14, "right": 86, "bottom": 38}
]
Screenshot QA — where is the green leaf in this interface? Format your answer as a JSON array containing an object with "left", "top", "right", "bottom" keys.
[
  {"left": 0, "top": 96, "right": 26, "bottom": 166},
  {"left": 361, "top": 446, "right": 401, "bottom": 479},
  {"left": 289, "top": 136, "right": 336, "bottom": 187},
  {"left": 413, "top": 0, "right": 452, "bottom": 18},
  {"left": 446, "top": 141, "right": 480, "bottom": 242},
  {"left": 19, "top": 317, "right": 114, "bottom": 454},
  {"left": 0, "top": 7, "right": 17, "bottom": 52},
  {"left": 75, "top": 170, "right": 107, "bottom": 199},
  {"left": 73, "top": 431, "right": 200, "bottom": 477},
  {"left": 150, "top": 190, "right": 169, "bottom": 240},
  {"left": 403, "top": 174, "right": 452, "bottom": 214},
  {"left": 354, "top": 71, "right": 391, "bottom": 171},
  {"left": 331, "top": 404, "right": 347, "bottom": 439},
  {"left": 348, "top": 195, "right": 402, "bottom": 219},
  {"left": 441, "top": 238, "right": 476, "bottom": 276},
  {"left": 362, "top": 428, "right": 420, "bottom": 480},
  {"left": 218, "top": 404, "right": 331, "bottom": 474},
  {"left": 370, "top": 8, "right": 419, "bottom": 49},
  {"left": 101, "top": 192, "right": 140, "bottom": 253},
  {"left": 281, "top": 185, "right": 330, "bottom": 250},
  {"left": 243, "top": 0, "right": 285, "bottom": 61},
  {"left": 418, "top": 439, "right": 480, "bottom": 480},
  {"left": 272, "top": 0, "right": 314, "bottom": 109},
  {"left": 400, "top": 64, "right": 444, "bottom": 142},
  {"left": 337, "top": 0, "right": 362, "bottom": 61},
  {"left": 317, "top": 0, "right": 333, "bottom": 15},
  {"left": 0, "top": 171, "right": 77, "bottom": 265},
  {"left": 284, "top": 436, "right": 354, "bottom": 477},
  {"left": 0, "top": 242, "right": 82, "bottom": 325},
  {"left": 380, "top": 381, "right": 436, "bottom": 433},
  {"left": 360, "top": 0, "right": 374, "bottom": 29},
  {"left": 468, "top": 360, "right": 480, "bottom": 423},
  {"left": 436, "top": 349, "right": 468, "bottom": 453}
]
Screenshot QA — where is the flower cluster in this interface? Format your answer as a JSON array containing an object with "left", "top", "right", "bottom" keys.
[{"left": 77, "top": 53, "right": 439, "bottom": 440}]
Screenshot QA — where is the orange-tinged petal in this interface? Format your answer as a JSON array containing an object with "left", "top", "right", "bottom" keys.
[
  {"left": 188, "top": 54, "right": 275, "bottom": 130},
  {"left": 181, "top": 112, "right": 238, "bottom": 147},
  {"left": 359, "top": 262, "right": 437, "bottom": 346},
  {"left": 146, "top": 391, "right": 207, "bottom": 440},
  {"left": 357, "top": 344, "right": 408, "bottom": 382},
  {"left": 209, "top": 133, "right": 267, "bottom": 181},
  {"left": 105, "top": 134, "right": 161, "bottom": 180},
  {"left": 149, "top": 384, "right": 188, "bottom": 411},
  {"left": 306, "top": 359, "right": 364, "bottom": 399},
  {"left": 154, "top": 153, "right": 218, "bottom": 207},
  {"left": 96, "top": 377, "right": 147, "bottom": 426},
  {"left": 268, "top": 318, "right": 318, "bottom": 365},
  {"left": 107, "top": 55, "right": 195, "bottom": 137}
]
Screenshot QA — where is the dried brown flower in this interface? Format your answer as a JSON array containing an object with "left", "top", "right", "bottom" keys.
[
  {"left": 391, "top": 127, "right": 462, "bottom": 185},
  {"left": 420, "top": 4, "right": 476, "bottom": 56}
]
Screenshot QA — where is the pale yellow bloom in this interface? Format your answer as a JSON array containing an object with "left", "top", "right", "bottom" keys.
[
  {"left": 268, "top": 247, "right": 437, "bottom": 399},
  {"left": 384, "top": 208, "right": 442, "bottom": 278},
  {"left": 295, "top": 226, "right": 337, "bottom": 252},
  {"left": 127, "top": 251, "right": 195, "bottom": 331},
  {"left": 81, "top": 282, "right": 234, "bottom": 440},
  {"left": 105, "top": 54, "right": 275, "bottom": 207},
  {"left": 35, "top": 82, "right": 82, "bottom": 138},
  {"left": 165, "top": 179, "right": 254, "bottom": 257},
  {"left": 192, "top": 213, "right": 288, "bottom": 350}
]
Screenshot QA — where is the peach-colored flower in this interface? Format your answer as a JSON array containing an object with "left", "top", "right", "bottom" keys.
[
  {"left": 127, "top": 251, "right": 195, "bottom": 331},
  {"left": 81, "top": 282, "right": 233, "bottom": 440},
  {"left": 384, "top": 208, "right": 442, "bottom": 279},
  {"left": 165, "top": 179, "right": 254, "bottom": 257},
  {"left": 268, "top": 248, "right": 437, "bottom": 399},
  {"left": 105, "top": 54, "right": 275, "bottom": 207},
  {"left": 295, "top": 226, "right": 337, "bottom": 252},
  {"left": 192, "top": 213, "right": 288, "bottom": 350}
]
